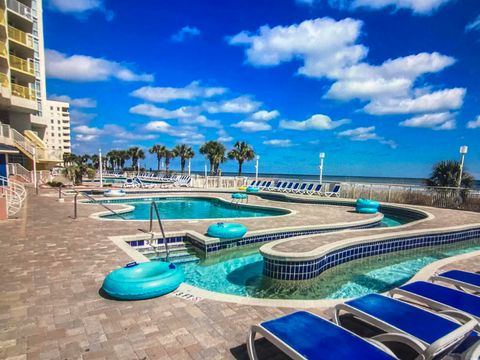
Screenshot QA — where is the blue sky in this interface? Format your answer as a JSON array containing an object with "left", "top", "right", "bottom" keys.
[{"left": 44, "top": 0, "right": 480, "bottom": 178}]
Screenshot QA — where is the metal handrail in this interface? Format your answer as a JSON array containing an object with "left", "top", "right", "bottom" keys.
[
  {"left": 71, "top": 190, "right": 126, "bottom": 220},
  {"left": 140, "top": 201, "right": 169, "bottom": 261}
]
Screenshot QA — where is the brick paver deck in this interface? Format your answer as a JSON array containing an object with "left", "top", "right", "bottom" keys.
[{"left": 1, "top": 189, "right": 479, "bottom": 360}]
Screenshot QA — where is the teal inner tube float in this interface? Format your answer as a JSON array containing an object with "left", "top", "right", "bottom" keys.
[
  {"left": 246, "top": 186, "right": 259, "bottom": 193},
  {"left": 207, "top": 222, "right": 248, "bottom": 239},
  {"left": 102, "top": 261, "right": 184, "bottom": 300},
  {"left": 231, "top": 193, "right": 248, "bottom": 200},
  {"left": 356, "top": 198, "right": 380, "bottom": 214}
]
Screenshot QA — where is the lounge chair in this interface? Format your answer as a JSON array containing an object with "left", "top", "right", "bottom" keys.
[
  {"left": 274, "top": 182, "right": 288, "bottom": 192},
  {"left": 247, "top": 311, "right": 403, "bottom": 360},
  {"left": 282, "top": 182, "right": 294, "bottom": 192},
  {"left": 324, "top": 183, "right": 341, "bottom": 197},
  {"left": 287, "top": 182, "right": 300, "bottom": 193},
  {"left": 303, "top": 183, "right": 314, "bottom": 194},
  {"left": 334, "top": 293, "right": 479, "bottom": 359},
  {"left": 294, "top": 183, "right": 308, "bottom": 194},
  {"left": 258, "top": 180, "right": 267, "bottom": 189},
  {"left": 307, "top": 184, "right": 322, "bottom": 195},
  {"left": 261, "top": 181, "right": 272, "bottom": 190},
  {"left": 431, "top": 270, "right": 480, "bottom": 294},
  {"left": 390, "top": 281, "right": 480, "bottom": 322},
  {"left": 123, "top": 177, "right": 138, "bottom": 188}
]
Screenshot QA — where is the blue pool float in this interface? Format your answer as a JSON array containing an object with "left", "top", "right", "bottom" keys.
[
  {"left": 207, "top": 222, "right": 248, "bottom": 239},
  {"left": 232, "top": 193, "right": 248, "bottom": 200},
  {"left": 102, "top": 261, "right": 184, "bottom": 300},
  {"left": 356, "top": 198, "right": 380, "bottom": 214},
  {"left": 246, "top": 186, "right": 259, "bottom": 193}
]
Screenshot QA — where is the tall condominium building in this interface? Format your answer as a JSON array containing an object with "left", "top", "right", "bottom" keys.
[
  {"left": 0, "top": 0, "right": 65, "bottom": 176},
  {"left": 45, "top": 99, "right": 70, "bottom": 155}
]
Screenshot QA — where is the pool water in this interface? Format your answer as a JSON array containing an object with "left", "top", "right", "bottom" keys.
[
  {"left": 176, "top": 238, "right": 480, "bottom": 300},
  {"left": 101, "top": 197, "right": 289, "bottom": 220}
]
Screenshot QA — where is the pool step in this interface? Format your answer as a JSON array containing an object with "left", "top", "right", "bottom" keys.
[{"left": 141, "top": 242, "right": 200, "bottom": 264}]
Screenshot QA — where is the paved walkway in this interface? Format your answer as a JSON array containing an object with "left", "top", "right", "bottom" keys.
[{"left": 1, "top": 189, "right": 479, "bottom": 360}]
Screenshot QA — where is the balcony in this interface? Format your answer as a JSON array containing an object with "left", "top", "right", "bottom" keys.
[
  {"left": 8, "top": 25, "right": 33, "bottom": 49},
  {"left": 0, "top": 9, "right": 5, "bottom": 27},
  {"left": 0, "top": 42, "right": 8, "bottom": 63},
  {"left": 11, "top": 83, "right": 35, "bottom": 100},
  {"left": 9, "top": 54, "right": 34, "bottom": 76},
  {"left": 7, "top": 0, "right": 32, "bottom": 21},
  {"left": 0, "top": 73, "right": 8, "bottom": 88}
]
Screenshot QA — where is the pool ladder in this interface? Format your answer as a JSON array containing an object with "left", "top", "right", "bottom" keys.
[{"left": 138, "top": 201, "right": 170, "bottom": 262}]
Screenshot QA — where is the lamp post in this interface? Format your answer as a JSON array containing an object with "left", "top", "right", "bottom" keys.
[
  {"left": 319, "top": 152, "right": 325, "bottom": 184},
  {"left": 204, "top": 157, "right": 208, "bottom": 188},
  {"left": 99, "top": 148, "right": 103, "bottom": 187},
  {"left": 188, "top": 159, "right": 191, "bottom": 176},
  {"left": 457, "top": 146, "right": 468, "bottom": 188},
  {"left": 32, "top": 147, "right": 37, "bottom": 195},
  {"left": 255, "top": 155, "right": 260, "bottom": 183}
]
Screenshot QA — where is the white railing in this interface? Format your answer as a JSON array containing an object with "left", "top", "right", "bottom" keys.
[
  {"left": 0, "top": 175, "right": 26, "bottom": 217},
  {"left": 10, "top": 127, "right": 35, "bottom": 157},
  {"left": 7, "top": 0, "right": 32, "bottom": 21},
  {"left": 8, "top": 163, "right": 32, "bottom": 183}
]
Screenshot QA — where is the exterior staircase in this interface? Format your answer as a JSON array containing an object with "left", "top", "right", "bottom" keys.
[{"left": 0, "top": 175, "right": 26, "bottom": 217}]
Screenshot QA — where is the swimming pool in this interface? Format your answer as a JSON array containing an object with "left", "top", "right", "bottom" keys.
[
  {"left": 173, "top": 238, "right": 480, "bottom": 300},
  {"left": 100, "top": 197, "right": 290, "bottom": 220}
]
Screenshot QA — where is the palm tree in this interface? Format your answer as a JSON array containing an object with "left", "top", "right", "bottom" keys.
[
  {"left": 80, "top": 154, "right": 91, "bottom": 165},
  {"left": 163, "top": 148, "right": 177, "bottom": 173},
  {"left": 200, "top": 141, "right": 226, "bottom": 175},
  {"left": 174, "top": 144, "right": 195, "bottom": 174},
  {"left": 426, "top": 160, "right": 475, "bottom": 188},
  {"left": 118, "top": 150, "right": 130, "bottom": 170},
  {"left": 128, "top": 147, "right": 145, "bottom": 171},
  {"left": 149, "top": 144, "right": 166, "bottom": 171},
  {"left": 90, "top": 154, "right": 99, "bottom": 169},
  {"left": 63, "top": 152, "right": 76, "bottom": 166},
  {"left": 227, "top": 141, "right": 255, "bottom": 176},
  {"left": 106, "top": 150, "right": 118, "bottom": 170}
]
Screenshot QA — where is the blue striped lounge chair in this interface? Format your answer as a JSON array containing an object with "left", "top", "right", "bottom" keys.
[
  {"left": 294, "top": 183, "right": 308, "bottom": 194},
  {"left": 334, "top": 293, "right": 479, "bottom": 359},
  {"left": 303, "top": 183, "right": 315, "bottom": 194},
  {"left": 282, "top": 182, "right": 294, "bottom": 192},
  {"left": 258, "top": 180, "right": 267, "bottom": 189},
  {"left": 247, "top": 311, "right": 401, "bottom": 360},
  {"left": 431, "top": 270, "right": 480, "bottom": 293},
  {"left": 261, "top": 181, "right": 272, "bottom": 190},
  {"left": 287, "top": 182, "right": 300, "bottom": 193},
  {"left": 307, "top": 184, "right": 322, "bottom": 195},
  {"left": 324, "top": 184, "right": 341, "bottom": 197},
  {"left": 390, "top": 281, "right": 480, "bottom": 322},
  {"left": 274, "top": 182, "right": 288, "bottom": 192}
]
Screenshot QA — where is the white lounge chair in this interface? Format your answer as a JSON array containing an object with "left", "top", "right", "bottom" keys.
[{"left": 324, "top": 183, "right": 341, "bottom": 197}]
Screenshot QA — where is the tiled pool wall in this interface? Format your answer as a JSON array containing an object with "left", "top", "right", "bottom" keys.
[
  {"left": 183, "top": 221, "right": 381, "bottom": 255},
  {"left": 263, "top": 227, "right": 480, "bottom": 281}
]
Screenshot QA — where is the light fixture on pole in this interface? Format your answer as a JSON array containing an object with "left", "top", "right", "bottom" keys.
[
  {"left": 457, "top": 145, "right": 468, "bottom": 188},
  {"left": 99, "top": 148, "right": 103, "bottom": 188},
  {"left": 32, "top": 147, "right": 37, "bottom": 195},
  {"left": 255, "top": 155, "right": 260, "bottom": 183},
  {"left": 319, "top": 152, "right": 325, "bottom": 184},
  {"left": 204, "top": 157, "right": 208, "bottom": 188},
  {"left": 188, "top": 159, "right": 191, "bottom": 176}
]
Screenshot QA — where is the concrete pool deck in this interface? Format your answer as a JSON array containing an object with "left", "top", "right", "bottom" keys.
[{"left": 1, "top": 188, "right": 480, "bottom": 359}]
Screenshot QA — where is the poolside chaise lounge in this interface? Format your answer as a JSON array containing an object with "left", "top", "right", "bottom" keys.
[
  {"left": 431, "top": 270, "right": 480, "bottom": 294},
  {"left": 275, "top": 182, "right": 289, "bottom": 192},
  {"left": 247, "top": 311, "right": 404, "bottom": 360},
  {"left": 334, "top": 293, "right": 479, "bottom": 359},
  {"left": 281, "top": 182, "right": 294, "bottom": 193},
  {"left": 307, "top": 184, "right": 322, "bottom": 195},
  {"left": 294, "top": 182, "right": 308, "bottom": 194},
  {"left": 323, "top": 183, "right": 341, "bottom": 197},
  {"left": 390, "top": 281, "right": 480, "bottom": 322},
  {"left": 260, "top": 181, "right": 272, "bottom": 190},
  {"left": 287, "top": 182, "right": 300, "bottom": 193}
]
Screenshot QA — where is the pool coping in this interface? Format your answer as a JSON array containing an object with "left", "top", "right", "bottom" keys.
[{"left": 83, "top": 193, "right": 296, "bottom": 222}]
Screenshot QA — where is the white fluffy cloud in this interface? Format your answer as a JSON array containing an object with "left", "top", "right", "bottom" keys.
[
  {"left": 179, "top": 115, "right": 221, "bottom": 128},
  {"left": 399, "top": 112, "right": 456, "bottom": 130},
  {"left": 466, "top": 115, "right": 480, "bottom": 129},
  {"left": 232, "top": 121, "right": 272, "bottom": 132},
  {"left": 364, "top": 88, "right": 465, "bottom": 115},
  {"left": 280, "top": 114, "right": 350, "bottom": 131},
  {"left": 251, "top": 110, "right": 280, "bottom": 121},
  {"left": 49, "top": 94, "right": 97, "bottom": 108},
  {"left": 46, "top": 50, "right": 153, "bottom": 82},
  {"left": 229, "top": 18, "right": 367, "bottom": 79},
  {"left": 171, "top": 26, "right": 201, "bottom": 42},
  {"left": 263, "top": 139, "right": 295, "bottom": 147},
  {"left": 47, "top": 0, "right": 113, "bottom": 19},
  {"left": 74, "top": 124, "right": 155, "bottom": 142},
  {"left": 230, "top": 19, "right": 463, "bottom": 117},
  {"left": 204, "top": 96, "right": 261, "bottom": 114},
  {"left": 129, "top": 104, "right": 197, "bottom": 119},
  {"left": 337, "top": 126, "right": 397, "bottom": 148},
  {"left": 217, "top": 129, "right": 234, "bottom": 142},
  {"left": 143, "top": 121, "right": 205, "bottom": 145},
  {"left": 131, "top": 81, "right": 227, "bottom": 103}
]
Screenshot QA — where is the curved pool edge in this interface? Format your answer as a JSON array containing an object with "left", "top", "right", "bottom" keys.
[{"left": 83, "top": 194, "right": 295, "bottom": 222}]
